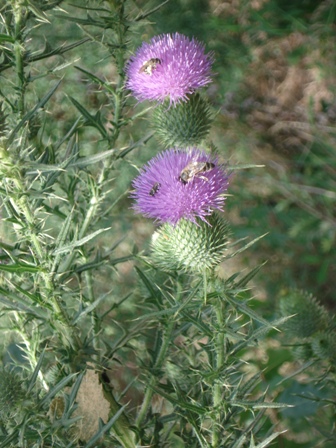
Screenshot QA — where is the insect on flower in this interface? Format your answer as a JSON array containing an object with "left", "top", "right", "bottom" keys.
[
  {"left": 139, "top": 58, "right": 161, "bottom": 75},
  {"left": 149, "top": 182, "right": 161, "bottom": 196},
  {"left": 131, "top": 148, "right": 229, "bottom": 225},
  {"left": 179, "top": 161, "right": 215, "bottom": 184}
]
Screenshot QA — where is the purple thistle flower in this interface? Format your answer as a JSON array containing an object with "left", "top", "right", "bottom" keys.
[
  {"left": 131, "top": 148, "right": 229, "bottom": 225},
  {"left": 125, "top": 33, "right": 214, "bottom": 105}
]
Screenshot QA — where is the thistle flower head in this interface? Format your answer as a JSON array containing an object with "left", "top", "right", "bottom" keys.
[
  {"left": 125, "top": 33, "right": 214, "bottom": 105},
  {"left": 131, "top": 148, "right": 229, "bottom": 225}
]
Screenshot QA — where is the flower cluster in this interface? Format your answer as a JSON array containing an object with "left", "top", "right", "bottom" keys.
[
  {"left": 127, "top": 33, "right": 230, "bottom": 272},
  {"left": 125, "top": 33, "right": 214, "bottom": 105}
]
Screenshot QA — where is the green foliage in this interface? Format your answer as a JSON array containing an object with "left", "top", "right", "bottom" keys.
[
  {"left": 278, "top": 289, "right": 336, "bottom": 446},
  {"left": 134, "top": 260, "right": 290, "bottom": 446}
]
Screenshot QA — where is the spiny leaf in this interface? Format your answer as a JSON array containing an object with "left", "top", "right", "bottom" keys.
[
  {"left": 28, "top": 38, "right": 90, "bottom": 62},
  {"left": 135, "top": 266, "right": 162, "bottom": 302},
  {"left": 231, "top": 399, "right": 292, "bottom": 410},
  {"left": 226, "top": 233, "right": 268, "bottom": 259},
  {"left": 117, "top": 132, "right": 154, "bottom": 159},
  {"left": 229, "top": 316, "right": 293, "bottom": 356},
  {"left": 173, "top": 280, "right": 203, "bottom": 317},
  {"left": 83, "top": 405, "right": 131, "bottom": 448},
  {"left": 27, "top": 350, "right": 46, "bottom": 393},
  {"left": 234, "top": 262, "right": 267, "bottom": 289},
  {"left": 5, "top": 281, "right": 52, "bottom": 310},
  {"left": 162, "top": 289, "right": 214, "bottom": 337},
  {"left": 41, "top": 373, "right": 78, "bottom": 406},
  {"left": 75, "top": 66, "right": 115, "bottom": 94},
  {"left": 277, "top": 359, "right": 316, "bottom": 385},
  {"left": 253, "top": 431, "right": 287, "bottom": 448},
  {"left": 51, "top": 208, "right": 75, "bottom": 272},
  {"left": 228, "top": 164, "right": 265, "bottom": 170},
  {"left": 27, "top": 3, "right": 50, "bottom": 23},
  {"left": 69, "top": 96, "right": 107, "bottom": 138},
  {"left": 0, "top": 34, "right": 15, "bottom": 43},
  {"left": 54, "top": 13, "right": 107, "bottom": 28},
  {"left": 135, "top": 306, "right": 181, "bottom": 321},
  {"left": 0, "top": 287, "right": 49, "bottom": 318},
  {"left": 72, "top": 295, "right": 107, "bottom": 324},
  {"left": 8, "top": 80, "right": 62, "bottom": 145},
  {"left": 0, "top": 263, "right": 40, "bottom": 273},
  {"left": 68, "top": 148, "right": 116, "bottom": 168},
  {"left": 53, "top": 227, "right": 111, "bottom": 255},
  {"left": 149, "top": 384, "right": 207, "bottom": 415},
  {"left": 223, "top": 293, "right": 275, "bottom": 329},
  {"left": 135, "top": 0, "right": 171, "bottom": 21}
]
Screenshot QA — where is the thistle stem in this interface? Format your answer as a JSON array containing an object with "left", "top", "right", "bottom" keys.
[
  {"left": 212, "top": 298, "right": 226, "bottom": 447},
  {"left": 12, "top": 0, "right": 26, "bottom": 117},
  {"left": 136, "top": 319, "right": 175, "bottom": 427},
  {"left": 84, "top": 267, "right": 100, "bottom": 357}
]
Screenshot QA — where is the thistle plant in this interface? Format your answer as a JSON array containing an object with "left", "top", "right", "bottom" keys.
[{"left": 1, "top": 0, "right": 329, "bottom": 447}]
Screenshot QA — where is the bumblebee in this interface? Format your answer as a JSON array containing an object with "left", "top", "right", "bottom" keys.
[
  {"left": 139, "top": 58, "right": 161, "bottom": 75},
  {"left": 179, "top": 161, "right": 215, "bottom": 184}
]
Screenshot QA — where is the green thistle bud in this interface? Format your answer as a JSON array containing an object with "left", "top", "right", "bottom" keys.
[
  {"left": 152, "top": 93, "right": 213, "bottom": 148},
  {"left": 0, "top": 367, "right": 25, "bottom": 419},
  {"left": 292, "top": 343, "right": 314, "bottom": 361},
  {"left": 278, "top": 289, "right": 328, "bottom": 338},
  {"left": 151, "top": 213, "right": 230, "bottom": 273},
  {"left": 311, "top": 332, "right": 336, "bottom": 363}
]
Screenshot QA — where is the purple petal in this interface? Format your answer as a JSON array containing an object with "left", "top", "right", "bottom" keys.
[
  {"left": 125, "top": 33, "right": 214, "bottom": 105},
  {"left": 131, "top": 148, "right": 229, "bottom": 224}
]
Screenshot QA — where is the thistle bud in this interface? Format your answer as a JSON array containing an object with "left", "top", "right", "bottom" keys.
[
  {"left": 152, "top": 93, "right": 213, "bottom": 147},
  {"left": 278, "top": 290, "right": 328, "bottom": 338},
  {"left": 0, "top": 367, "right": 25, "bottom": 419},
  {"left": 151, "top": 213, "right": 230, "bottom": 273},
  {"left": 311, "top": 332, "right": 336, "bottom": 363}
]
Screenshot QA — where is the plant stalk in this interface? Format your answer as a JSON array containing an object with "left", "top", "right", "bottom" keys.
[
  {"left": 136, "top": 319, "right": 175, "bottom": 427},
  {"left": 212, "top": 298, "right": 226, "bottom": 447},
  {"left": 12, "top": 0, "right": 26, "bottom": 117}
]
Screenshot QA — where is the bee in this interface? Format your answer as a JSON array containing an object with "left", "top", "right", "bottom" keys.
[
  {"left": 179, "top": 161, "right": 215, "bottom": 184},
  {"left": 139, "top": 58, "right": 161, "bottom": 75},
  {"left": 149, "top": 182, "right": 161, "bottom": 196}
]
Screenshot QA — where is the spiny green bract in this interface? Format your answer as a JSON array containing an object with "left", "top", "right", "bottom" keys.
[
  {"left": 151, "top": 213, "right": 230, "bottom": 273},
  {"left": 278, "top": 289, "right": 328, "bottom": 338},
  {"left": 152, "top": 93, "right": 213, "bottom": 148},
  {"left": 0, "top": 367, "right": 25, "bottom": 419},
  {"left": 311, "top": 332, "right": 336, "bottom": 363}
]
